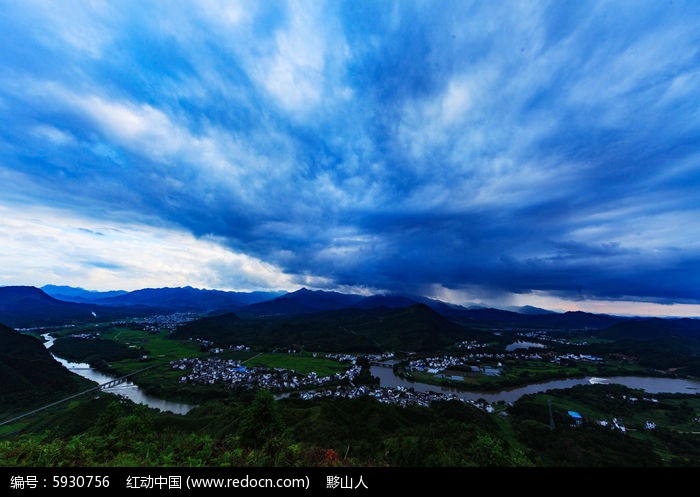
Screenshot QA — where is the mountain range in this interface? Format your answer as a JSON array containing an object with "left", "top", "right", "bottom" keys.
[
  {"left": 0, "top": 285, "right": 631, "bottom": 330},
  {"left": 0, "top": 286, "right": 109, "bottom": 328},
  {"left": 42, "top": 285, "right": 282, "bottom": 312},
  {"left": 41, "top": 285, "right": 129, "bottom": 303}
]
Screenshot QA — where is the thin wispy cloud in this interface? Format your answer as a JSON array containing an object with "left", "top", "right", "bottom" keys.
[{"left": 1, "top": 0, "right": 699, "bottom": 307}]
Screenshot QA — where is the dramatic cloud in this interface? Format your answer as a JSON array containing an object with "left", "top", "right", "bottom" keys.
[
  {"left": 1, "top": 0, "right": 700, "bottom": 307},
  {"left": 0, "top": 204, "right": 295, "bottom": 292}
]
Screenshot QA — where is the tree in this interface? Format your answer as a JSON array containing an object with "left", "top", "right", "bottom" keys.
[{"left": 238, "top": 390, "right": 285, "bottom": 452}]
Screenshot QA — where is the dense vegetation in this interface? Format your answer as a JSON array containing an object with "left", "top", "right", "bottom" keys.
[
  {"left": 590, "top": 320, "right": 700, "bottom": 376},
  {"left": 0, "top": 393, "right": 527, "bottom": 467},
  {"left": 511, "top": 384, "right": 700, "bottom": 466},
  {"left": 4, "top": 383, "right": 699, "bottom": 467},
  {"left": 51, "top": 337, "right": 146, "bottom": 366},
  {"left": 0, "top": 324, "right": 91, "bottom": 417},
  {"left": 175, "top": 304, "right": 479, "bottom": 352}
]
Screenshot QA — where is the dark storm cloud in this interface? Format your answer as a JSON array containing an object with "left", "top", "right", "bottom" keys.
[{"left": 1, "top": 0, "right": 700, "bottom": 302}]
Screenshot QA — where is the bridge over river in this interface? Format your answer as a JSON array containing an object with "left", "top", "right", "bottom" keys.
[
  {"left": 0, "top": 363, "right": 167, "bottom": 428},
  {"left": 370, "top": 361, "right": 397, "bottom": 368}
]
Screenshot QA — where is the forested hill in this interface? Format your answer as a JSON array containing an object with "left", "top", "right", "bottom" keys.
[
  {"left": 0, "top": 323, "right": 90, "bottom": 416},
  {"left": 174, "top": 304, "right": 482, "bottom": 352},
  {"left": 0, "top": 286, "right": 152, "bottom": 327}
]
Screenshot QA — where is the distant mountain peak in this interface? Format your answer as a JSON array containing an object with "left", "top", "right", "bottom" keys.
[
  {"left": 42, "top": 285, "right": 128, "bottom": 302},
  {"left": 1, "top": 285, "right": 56, "bottom": 300},
  {"left": 0, "top": 286, "right": 107, "bottom": 327},
  {"left": 92, "top": 286, "right": 283, "bottom": 312},
  {"left": 504, "top": 305, "right": 557, "bottom": 315},
  {"left": 240, "top": 287, "right": 365, "bottom": 315},
  {"left": 286, "top": 287, "right": 316, "bottom": 296}
]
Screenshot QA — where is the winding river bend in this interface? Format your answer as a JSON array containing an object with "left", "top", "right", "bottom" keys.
[
  {"left": 370, "top": 366, "right": 700, "bottom": 404},
  {"left": 42, "top": 334, "right": 193, "bottom": 415},
  {"left": 41, "top": 333, "right": 699, "bottom": 411}
]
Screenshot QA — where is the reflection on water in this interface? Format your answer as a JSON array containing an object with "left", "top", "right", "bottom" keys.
[
  {"left": 42, "top": 334, "right": 192, "bottom": 415},
  {"left": 505, "top": 341, "right": 546, "bottom": 352},
  {"left": 370, "top": 366, "right": 700, "bottom": 404},
  {"left": 39, "top": 334, "right": 700, "bottom": 411}
]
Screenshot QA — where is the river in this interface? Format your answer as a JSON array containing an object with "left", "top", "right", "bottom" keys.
[
  {"left": 42, "top": 334, "right": 193, "bottom": 415},
  {"left": 370, "top": 366, "right": 700, "bottom": 403},
  {"left": 40, "top": 332, "right": 700, "bottom": 410}
]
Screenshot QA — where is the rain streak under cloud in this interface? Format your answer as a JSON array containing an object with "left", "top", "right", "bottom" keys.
[{"left": 1, "top": 1, "right": 700, "bottom": 315}]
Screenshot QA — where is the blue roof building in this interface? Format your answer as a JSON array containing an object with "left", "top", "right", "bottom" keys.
[{"left": 568, "top": 411, "right": 583, "bottom": 425}]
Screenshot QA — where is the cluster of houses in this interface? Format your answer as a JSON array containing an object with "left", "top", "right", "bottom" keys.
[
  {"left": 208, "top": 344, "right": 250, "bottom": 354},
  {"left": 230, "top": 344, "right": 251, "bottom": 351},
  {"left": 135, "top": 313, "right": 198, "bottom": 332},
  {"left": 186, "top": 338, "right": 252, "bottom": 354},
  {"left": 456, "top": 340, "right": 487, "bottom": 350},
  {"left": 296, "top": 385, "right": 472, "bottom": 408},
  {"left": 406, "top": 348, "right": 607, "bottom": 379},
  {"left": 170, "top": 357, "right": 361, "bottom": 392},
  {"left": 604, "top": 392, "right": 659, "bottom": 404},
  {"left": 513, "top": 330, "right": 589, "bottom": 346},
  {"left": 70, "top": 332, "right": 99, "bottom": 339},
  {"left": 595, "top": 417, "right": 657, "bottom": 431},
  {"left": 552, "top": 353, "right": 602, "bottom": 363},
  {"left": 170, "top": 355, "right": 502, "bottom": 411},
  {"left": 596, "top": 417, "right": 627, "bottom": 432},
  {"left": 16, "top": 323, "right": 76, "bottom": 332},
  {"left": 320, "top": 353, "right": 358, "bottom": 363},
  {"left": 191, "top": 338, "right": 215, "bottom": 348},
  {"left": 571, "top": 410, "right": 657, "bottom": 432},
  {"left": 411, "top": 349, "right": 552, "bottom": 369},
  {"left": 408, "top": 355, "right": 504, "bottom": 377},
  {"left": 297, "top": 385, "right": 501, "bottom": 412},
  {"left": 364, "top": 352, "right": 396, "bottom": 361}
]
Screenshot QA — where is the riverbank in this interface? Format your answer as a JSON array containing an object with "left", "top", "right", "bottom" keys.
[
  {"left": 41, "top": 334, "right": 193, "bottom": 414},
  {"left": 393, "top": 359, "right": 664, "bottom": 393},
  {"left": 41, "top": 332, "right": 700, "bottom": 412},
  {"left": 371, "top": 366, "right": 700, "bottom": 404}
]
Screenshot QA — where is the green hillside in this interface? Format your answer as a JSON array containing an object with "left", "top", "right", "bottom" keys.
[
  {"left": 51, "top": 336, "right": 145, "bottom": 366},
  {"left": 174, "top": 304, "right": 479, "bottom": 352},
  {"left": 0, "top": 323, "right": 91, "bottom": 417}
]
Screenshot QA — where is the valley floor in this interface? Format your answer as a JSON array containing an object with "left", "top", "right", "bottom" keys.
[{"left": 3, "top": 313, "right": 700, "bottom": 467}]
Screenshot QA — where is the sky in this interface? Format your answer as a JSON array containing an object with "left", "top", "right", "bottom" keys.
[{"left": 1, "top": 0, "right": 700, "bottom": 316}]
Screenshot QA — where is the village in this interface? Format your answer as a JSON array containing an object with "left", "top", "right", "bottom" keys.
[
  {"left": 167, "top": 339, "right": 669, "bottom": 426},
  {"left": 294, "top": 385, "right": 496, "bottom": 411},
  {"left": 171, "top": 357, "right": 362, "bottom": 392},
  {"left": 170, "top": 355, "right": 503, "bottom": 411},
  {"left": 134, "top": 313, "right": 199, "bottom": 332},
  {"left": 408, "top": 354, "right": 507, "bottom": 376},
  {"left": 513, "top": 329, "right": 592, "bottom": 346},
  {"left": 406, "top": 346, "right": 603, "bottom": 379}
]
